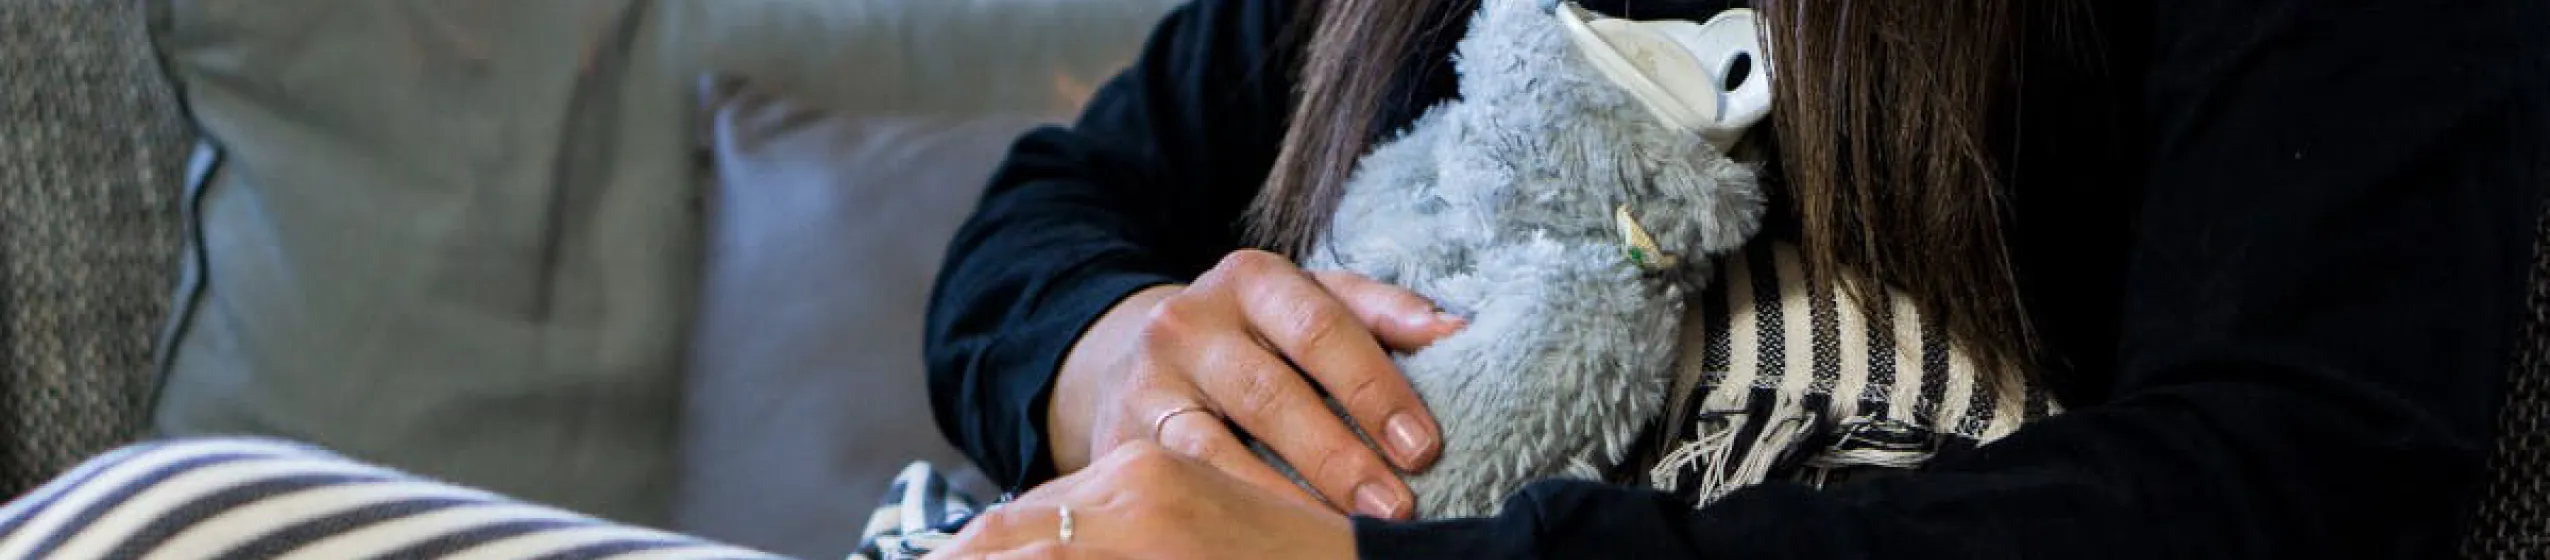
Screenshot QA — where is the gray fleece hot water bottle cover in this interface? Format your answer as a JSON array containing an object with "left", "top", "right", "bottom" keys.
[{"left": 1279, "top": 0, "right": 1770, "bottom": 518}]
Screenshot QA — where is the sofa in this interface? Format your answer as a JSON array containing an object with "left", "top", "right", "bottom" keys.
[
  {"left": 3, "top": 1, "right": 2545, "bottom": 558},
  {"left": 3, "top": 0, "right": 1173, "bottom": 556}
]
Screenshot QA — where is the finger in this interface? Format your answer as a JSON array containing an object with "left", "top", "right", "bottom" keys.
[
  {"left": 1225, "top": 260, "right": 1441, "bottom": 474},
  {"left": 1153, "top": 404, "right": 1329, "bottom": 512},
  {"left": 1119, "top": 372, "right": 1309, "bottom": 506},
  {"left": 1187, "top": 251, "right": 1418, "bottom": 516},
  {"left": 1303, "top": 271, "right": 1453, "bottom": 472},
  {"left": 1179, "top": 335, "right": 1413, "bottom": 520},
  {"left": 1309, "top": 270, "right": 1466, "bottom": 352}
]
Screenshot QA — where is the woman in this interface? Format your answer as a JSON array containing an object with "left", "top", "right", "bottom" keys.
[{"left": 922, "top": 0, "right": 2547, "bottom": 558}]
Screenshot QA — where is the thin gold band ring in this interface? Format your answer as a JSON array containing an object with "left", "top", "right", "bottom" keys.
[{"left": 1150, "top": 405, "right": 1213, "bottom": 439}]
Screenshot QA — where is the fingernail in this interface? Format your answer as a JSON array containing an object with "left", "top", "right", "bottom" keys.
[
  {"left": 1387, "top": 414, "right": 1435, "bottom": 466},
  {"left": 1401, "top": 312, "right": 1451, "bottom": 333},
  {"left": 1355, "top": 482, "right": 1407, "bottom": 518},
  {"left": 1433, "top": 312, "right": 1467, "bottom": 329}
]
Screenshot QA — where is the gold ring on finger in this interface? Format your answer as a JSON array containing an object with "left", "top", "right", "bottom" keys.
[{"left": 1150, "top": 404, "right": 1213, "bottom": 440}]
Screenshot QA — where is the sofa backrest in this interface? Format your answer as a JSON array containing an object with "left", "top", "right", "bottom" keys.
[{"left": 0, "top": 0, "right": 196, "bottom": 498}]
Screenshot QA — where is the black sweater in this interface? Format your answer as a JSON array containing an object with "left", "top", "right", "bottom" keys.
[{"left": 924, "top": 0, "right": 2549, "bottom": 557}]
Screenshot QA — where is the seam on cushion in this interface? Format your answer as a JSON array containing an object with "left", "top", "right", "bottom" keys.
[{"left": 141, "top": 0, "right": 218, "bottom": 426}]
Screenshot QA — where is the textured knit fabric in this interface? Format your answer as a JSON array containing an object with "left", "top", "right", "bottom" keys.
[
  {"left": 0, "top": 0, "right": 195, "bottom": 498},
  {"left": 2464, "top": 210, "right": 2550, "bottom": 559},
  {"left": 0, "top": 438, "right": 782, "bottom": 559}
]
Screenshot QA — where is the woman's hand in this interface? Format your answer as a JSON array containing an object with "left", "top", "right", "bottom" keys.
[
  {"left": 929, "top": 442, "right": 1358, "bottom": 560},
  {"left": 1048, "top": 250, "right": 1463, "bottom": 519}
]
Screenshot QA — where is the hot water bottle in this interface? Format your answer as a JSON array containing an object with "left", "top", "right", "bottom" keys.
[{"left": 1274, "top": 0, "right": 1776, "bottom": 518}]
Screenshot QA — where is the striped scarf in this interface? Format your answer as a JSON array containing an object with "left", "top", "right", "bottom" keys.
[{"left": 1637, "top": 240, "right": 2063, "bottom": 504}]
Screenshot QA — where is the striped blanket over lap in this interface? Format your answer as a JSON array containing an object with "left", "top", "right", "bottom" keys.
[{"left": 0, "top": 438, "right": 782, "bottom": 559}]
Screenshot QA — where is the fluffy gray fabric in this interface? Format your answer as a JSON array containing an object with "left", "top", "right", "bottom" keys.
[{"left": 1287, "top": 0, "right": 1765, "bottom": 518}]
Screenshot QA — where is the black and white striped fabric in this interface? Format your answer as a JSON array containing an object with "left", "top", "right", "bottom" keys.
[
  {"left": 1639, "top": 240, "right": 2063, "bottom": 504},
  {"left": 848, "top": 463, "right": 982, "bottom": 560},
  {"left": 0, "top": 438, "right": 782, "bottom": 559}
]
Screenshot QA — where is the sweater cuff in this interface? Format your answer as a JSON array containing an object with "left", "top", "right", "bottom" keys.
[
  {"left": 1353, "top": 514, "right": 1536, "bottom": 560},
  {"left": 1349, "top": 478, "right": 1850, "bottom": 559}
]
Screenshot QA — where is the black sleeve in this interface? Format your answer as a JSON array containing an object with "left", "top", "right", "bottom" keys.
[
  {"left": 1353, "top": 1, "right": 2549, "bottom": 558},
  {"left": 923, "top": 0, "right": 1299, "bottom": 491}
]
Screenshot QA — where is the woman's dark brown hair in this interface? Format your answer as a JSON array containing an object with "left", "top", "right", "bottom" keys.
[{"left": 1252, "top": 0, "right": 2045, "bottom": 381}]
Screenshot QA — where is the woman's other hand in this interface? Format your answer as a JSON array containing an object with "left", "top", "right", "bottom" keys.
[
  {"left": 1048, "top": 249, "right": 1462, "bottom": 520},
  {"left": 930, "top": 442, "right": 1357, "bottom": 560}
]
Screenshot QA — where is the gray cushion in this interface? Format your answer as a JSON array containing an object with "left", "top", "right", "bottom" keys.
[
  {"left": 145, "top": 0, "right": 1173, "bottom": 551},
  {"left": 149, "top": 0, "right": 701, "bottom": 524},
  {"left": 666, "top": 2, "right": 1174, "bottom": 555},
  {"left": 0, "top": 0, "right": 194, "bottom": 496},
  {"left": 678, "top": 81, "right": 1021, "bottom": 558}
]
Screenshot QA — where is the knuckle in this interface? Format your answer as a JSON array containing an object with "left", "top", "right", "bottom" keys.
[
  {"left": 1277, "top": 301, "right": 1353, "bottom": 350},
  {"left": 1138, "top": 297, "right": 1197, "bottom": 342},
  {"left": 1226, "top": 366, "right": 1295, "bottom": 420},
  {"left": 1218, "top": 249, "right": 1286, "bottom": 277},
  {"left": 1133, "top": 317, "right": 1183, "bottom": 355},
  {"left": 1309, "top": 443, "right": 1376, "bottom": 489},
  {"left": 1135, "top": 304, "right": 1218, "bottom": 359},
  {"left": 1336, "top": 374, "right": 1394, "bottom": 419}
]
